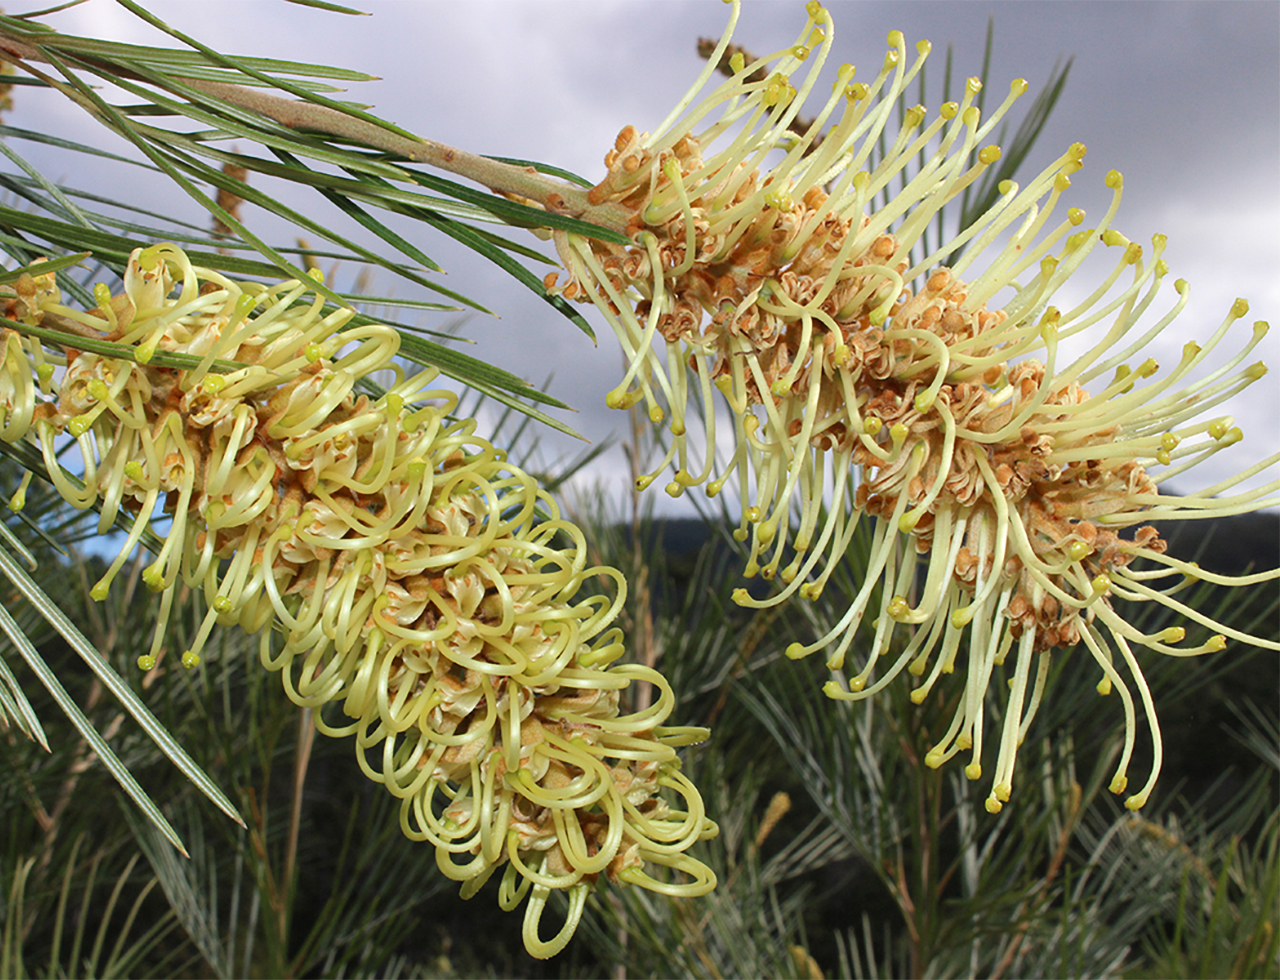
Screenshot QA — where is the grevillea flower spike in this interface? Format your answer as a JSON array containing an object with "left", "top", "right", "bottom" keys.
[
  {"left": 551, "top": 0, "right": 1280, "bottom": 812},
  {"left": 0, "top": 245, "right": 716, "bottom": 958}
]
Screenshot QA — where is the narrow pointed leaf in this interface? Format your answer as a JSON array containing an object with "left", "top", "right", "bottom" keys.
[
  {"left": 0, "top": 610, "right": 47, "bottom": 747},
  {"left": 283, "top": 0, "right": 370, "bottom": 14},
  {"left": 412, "top": 206, "right": 596, "bottom": 341},
  {"left": 31, "top": 50, "right": 352, "bottom": 309},
  {"left": 485, "top": 156, "right": 594, "bottom": 188},
  {"left": 0, "top": 138, "right": 94, "bottom": 226},
  {"left": 0, "top": 599, "right": 187, "bottom": 853},
  {"left": 111, "top": 0, "right": 423, "bottom": 139},
  {"left": 6, "top": 315, "right": 250, "bottom": 376},
  {"left": 0, "top": 544, "right": 243, "bottom": 830},
  {"left": 0, "top": 252, "right": 90, "bottom": 284},
  {"left": 271, "top": 146, "right": 444, "bottom": 274}
]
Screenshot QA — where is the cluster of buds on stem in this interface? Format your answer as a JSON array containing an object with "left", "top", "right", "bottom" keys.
[
  {"left": 550, "top": 0, "right": 1280, "bottom": 812},
  {"left": 0, "top": 244, "right": 716, "bottom": 958}
]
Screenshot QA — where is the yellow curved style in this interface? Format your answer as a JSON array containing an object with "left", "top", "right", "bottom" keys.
[
  {"left": 0, "top": 244, "right": 717, "bottom": 959},
  {"left": 552, "top": 0, "right": 1280, "bottom": 813}
]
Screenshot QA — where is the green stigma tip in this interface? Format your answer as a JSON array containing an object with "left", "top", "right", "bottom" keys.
[
  {"left": 138, "top": 245, "right": 164, "bottom": 271},
  {"left": 1101, "top": 229, "right": 1128, "bottom": 247},
  {"left": 1067, "top": 540, "right": 1091, "bottom": 563}
]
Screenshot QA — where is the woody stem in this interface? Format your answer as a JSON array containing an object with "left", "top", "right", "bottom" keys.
[
  {"left": 0, "top": 31, "right": 632, "bottom": 237},
  {"left": 181, "top": 79, "right": 632, "bottom": 234}
]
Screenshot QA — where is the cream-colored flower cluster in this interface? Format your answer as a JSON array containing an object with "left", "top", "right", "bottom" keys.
[
  {"left": 0, "top": 244, "right": 716, "bottom": 958},
  {"left": 552, "top": 0, "right": 1279, "bottom": 812}
]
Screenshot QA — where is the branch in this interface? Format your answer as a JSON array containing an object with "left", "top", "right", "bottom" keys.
[
  {"left": 180, "top": 78, "right": 631, "bottom": 235},
  {"left": 0, "top": 29, "right": 632, "bottom": 237}
]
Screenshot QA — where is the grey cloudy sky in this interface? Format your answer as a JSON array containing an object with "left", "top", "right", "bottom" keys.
[{"left": 7, "top": 0, "right": 1278, "bottom": 508}]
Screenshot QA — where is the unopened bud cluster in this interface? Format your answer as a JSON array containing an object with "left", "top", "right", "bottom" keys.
[
  {"left": 551, "top": 0, "right": 1279, "bottom": 812},
  {"left": 0, "top": 244, "right": 716, "bottom": 958}
]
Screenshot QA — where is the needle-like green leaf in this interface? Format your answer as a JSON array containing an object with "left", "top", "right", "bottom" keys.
[
  {"left": 0, "top": 595, "right": 188, "bottom": 853},
  {"left": 282, "top": 0, "right": 370, "bottom": 14},
  {"left": 0, "top": 543, "right": 243, "bottom": 838}
]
